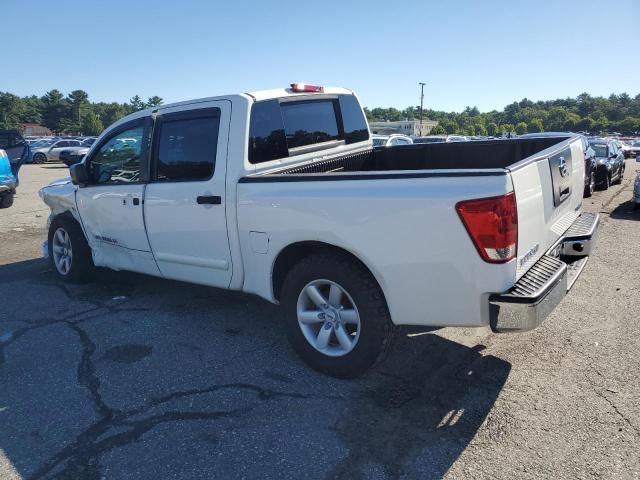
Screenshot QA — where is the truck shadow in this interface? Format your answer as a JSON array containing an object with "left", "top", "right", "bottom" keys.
[
  {"left": 609, "top": 200, "right": 639, "bottom": 221},
  {"left": 331, "top": 332, "right": 510, "bottom": 479},
  {"left": 0, "top": 261, "right": 510, "bottom": 479}
]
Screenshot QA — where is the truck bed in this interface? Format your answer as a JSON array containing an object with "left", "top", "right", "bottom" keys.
[{"left": 253, "top": 137, "right": 570, "bottom": 176}]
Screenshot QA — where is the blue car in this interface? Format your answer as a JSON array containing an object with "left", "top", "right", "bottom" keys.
[{"left": 0, "top": 129, "right": 30, "bottom": 208}]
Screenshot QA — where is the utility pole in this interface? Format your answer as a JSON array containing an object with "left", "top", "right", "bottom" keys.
[{"left": 418, "top": 82, "right": 426, "bottom": 136}]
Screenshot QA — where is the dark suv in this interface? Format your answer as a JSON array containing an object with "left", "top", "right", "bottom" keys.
[
  {"left": 519, "top": 132, "right": 597, "bottom": 197},
  {"left": 588, "top": 139, "right": 625, "bottom": 190}
]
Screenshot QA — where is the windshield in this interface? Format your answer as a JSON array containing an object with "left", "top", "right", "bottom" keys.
[
  {"left": 414, "top": 137, "right": 445, "bottom": 143},
  {"left": 591, "top": 144, "right": 608, "bottom": 157},
  {"left": 372, "top": 137, "right": 387, "bottom": 146}
]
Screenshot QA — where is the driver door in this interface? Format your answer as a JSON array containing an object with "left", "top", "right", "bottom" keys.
[{"left": 75, "top": 117, "right": 159, "bottom": 276}]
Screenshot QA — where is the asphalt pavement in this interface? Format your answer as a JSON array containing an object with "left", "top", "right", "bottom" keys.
[{"left": 0, "top": 162, "right": 639, "bottom": 480}]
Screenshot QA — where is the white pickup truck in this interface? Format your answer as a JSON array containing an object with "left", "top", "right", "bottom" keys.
[{"left": 40, "top": 84, "right": 599, "bottom": 377}]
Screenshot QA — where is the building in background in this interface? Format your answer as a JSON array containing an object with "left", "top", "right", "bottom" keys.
[
  {"left": 19, "top": 123, "right": 53, "bottom": 137},
  {"left": 369, "top": 119, "right": 438, "bottom": 137}
]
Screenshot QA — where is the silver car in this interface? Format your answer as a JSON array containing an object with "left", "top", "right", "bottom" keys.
[{"left": 30, "top": 139, "right": 85, "bottom": 163}]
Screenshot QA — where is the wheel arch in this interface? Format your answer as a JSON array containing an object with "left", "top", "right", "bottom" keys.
[{"left": 271, "top": 241, "right": 386, "bottom": 305}]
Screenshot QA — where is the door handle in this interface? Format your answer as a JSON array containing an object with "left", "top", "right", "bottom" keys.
[{"left": 197, "top": 195, "right": 222, "bottom": 205}]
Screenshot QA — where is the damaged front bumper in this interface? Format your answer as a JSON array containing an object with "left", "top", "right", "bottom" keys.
[{"left": 489, "top": 212, "right": 599, "bottom": 333}]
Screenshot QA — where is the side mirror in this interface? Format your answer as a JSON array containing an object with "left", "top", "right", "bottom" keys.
[{"left": 70, "top": 163, "right": 89, "bottom": 186}]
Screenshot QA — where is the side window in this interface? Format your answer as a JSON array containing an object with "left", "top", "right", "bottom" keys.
[
  {"left": 90, "top": 124, "right": 144, "bottom": 184},
  {"left": 155, "top": 110, "right": 220, "bottom": 181},
  {"left": 248, "top": 100, "right": 288, "bottom": 164},
  {"left": 339, "top": 94, "right": 369, "bottom": 144}
]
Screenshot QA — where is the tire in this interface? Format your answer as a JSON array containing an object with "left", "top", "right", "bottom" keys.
[
  {"left": 48, "top": 215, "right": 95, "bottom": 283},
  {"left": 599, "top": 173, "right": 610, "bottom": 191},
  {"left": 634, "top": 203, "right": 640, "bottom": 211},
  {"left": 281, "top": 252, "right": 397, "bottom": 378},
  {"left": 0, "top": 193, "right": 14, "bottom": 208},
  {"left": 584, "top": 172, "right": 595, "bottom": 198},
  {"left": 33, "top": 153, "right": 47, "bottom": 164}
]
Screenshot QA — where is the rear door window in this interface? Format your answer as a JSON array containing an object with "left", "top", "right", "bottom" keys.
[{"left": 154, "top": 109, "right": 220, "bottom": 182}]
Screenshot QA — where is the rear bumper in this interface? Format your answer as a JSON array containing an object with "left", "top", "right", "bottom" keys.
[{"left": 489, "top": 212, "right": 599, "bottom": 333}]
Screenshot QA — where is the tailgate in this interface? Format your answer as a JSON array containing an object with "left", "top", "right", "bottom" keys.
[{"left": 509, "top": 137, "right": 585, "bottom": 279}]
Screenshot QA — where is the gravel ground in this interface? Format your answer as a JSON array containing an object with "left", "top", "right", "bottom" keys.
[{"left": 0, "top": 162, "right": 639, "bottom": 480}]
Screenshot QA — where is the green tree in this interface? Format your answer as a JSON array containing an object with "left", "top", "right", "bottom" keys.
[
  {"left": 563, "top": 112, "right": 580, "bottom": 131},
  {"left": 486, "top": 122, "right": 499, "bottom": 136},
  {"left": 528, "top": 118, "right": 544, "bottom": 133},
  {"left": 41, "top": 89, "right": 70, "bottom": 133},
  {"left": 442, "top": 120, "right": 459, "bottom": 134},
  {"left": 515, "top": 122, "right": 528, "bottom": 135},
  {"left": 430, "top": 125, "right": 446, "bottom": 135},
  {"left": 68, "top": 90, "right": 89, "bottom": 123},
  {"left": 100, "top": 103, "right": 127, "bottom": 127},
  {"left": 128, "top": 95, "right": 146, "bottom": 112},
  {"left": 501, "top": 123, "right": 514, "bottom": 134},
  {"left": 147, "top": 96, "right": 163, "bottom": 107},
  {"left": 619, "top": 116, "right": 640, "bottom": 134},
  {"left": 577, "top": 116, "right": 596, "bottom": 132},
  {"left": 475, "top": 124, "right": 488, "bottom": 136},
  {"left": 81, "top": 112, "right": 104, "bottom": 135}
]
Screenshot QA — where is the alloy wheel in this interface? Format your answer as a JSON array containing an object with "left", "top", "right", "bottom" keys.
[
  {"left": 52, "top": 227, "right": 73, "bottom": 275},
  {"left": 296, "top": 279, "right": 361, "bottom": 357}
]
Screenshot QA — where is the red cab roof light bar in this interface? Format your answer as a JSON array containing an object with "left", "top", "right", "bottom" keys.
[{"left": 290, "top": 83, "right": 324, "bottom": 93}]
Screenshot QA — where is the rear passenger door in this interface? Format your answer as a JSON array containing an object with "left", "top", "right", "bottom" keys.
[{"left": 144, "top": 101, "right": 233, "bottom": 288}]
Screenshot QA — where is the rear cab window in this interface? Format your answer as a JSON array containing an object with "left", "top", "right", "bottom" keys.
[{"left": 248, "top": 94, "right": 369, "bottom": 165}]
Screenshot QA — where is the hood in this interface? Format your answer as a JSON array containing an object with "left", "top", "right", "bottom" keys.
[{"left": 39, "top": 176, "right": 77, "bottom": 216}]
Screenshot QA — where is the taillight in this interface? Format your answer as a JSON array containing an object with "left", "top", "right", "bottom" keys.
[
  {"left": 290, "top": 83, "right": 324, "bottom": 93},
  {"left": 455, "top": 192, "right": 518, "bottom": 263}
]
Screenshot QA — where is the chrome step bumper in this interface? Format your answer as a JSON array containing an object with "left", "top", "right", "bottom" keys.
[{"left": 489, "top": 212, "right": 599, "bottom": 333}]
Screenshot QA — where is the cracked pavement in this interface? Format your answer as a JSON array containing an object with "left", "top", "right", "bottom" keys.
[{"left": 1, "top": 163, "right": 639, "bottom": 479}]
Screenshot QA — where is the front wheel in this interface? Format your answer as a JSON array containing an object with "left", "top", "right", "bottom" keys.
[
  {"left": 281, "top": 252, "right": 397, "bottom": 378},
  {"left": 0, "top": 193, "right": 14, "bottom": 208},
  {"left": 33, "top": 153, "right": 47, "bottom": 164},
  {"left": 48, "top": 215, "right": 95, "bottom": 283}
]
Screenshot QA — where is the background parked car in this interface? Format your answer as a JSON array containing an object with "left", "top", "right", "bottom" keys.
[
  {"left": 0, "top": 129, "right": 29, "bottom": 208},
  {"left": 589, "top": 139, "right": 625, "bottom": 190},
  {"left": 29, "top": 139, "right": 84, "bottom": 163},
  {"left": 519, "top": 132, "right": 597, "bottom": 197},
  {"left": 60, "top": 147, "right": 90, "bottom": 167},
  {"left": 413, "top": 135, "right": 447, "bottom": 143},
  {"left": 371, "top": 134, "right": 413, "bottom": 147},
  {"left": 628, "top": 140, "right": 640, "bottom": 158}
]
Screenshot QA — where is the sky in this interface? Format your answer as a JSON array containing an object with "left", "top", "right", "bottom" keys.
[{"left": 3, "top": 0, "right": 639, "bottom": 112}]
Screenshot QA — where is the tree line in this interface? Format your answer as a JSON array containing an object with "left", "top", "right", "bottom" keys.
[
  {"left": 2, "top": 89, "right": 639, "bottom": 137},
  {"left": 0, "top": 90, "right": 163, "bottom": 136},
  {"left": 364, "top": 92, "right": 640, "bottom": 136}
]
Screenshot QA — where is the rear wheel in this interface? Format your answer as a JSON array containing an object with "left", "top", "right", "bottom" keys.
[
  {"left": 0, "top": 193, "right": 14, "bottom": 208},
  {"left": 281, "top": 252, "right": 397, "bottom": 378},
  {"left": 48, "top": 215, "right": 95, "bottom": 283},
  {"left": 33, "top": 153, "right": 47, "bottom": 164}
]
